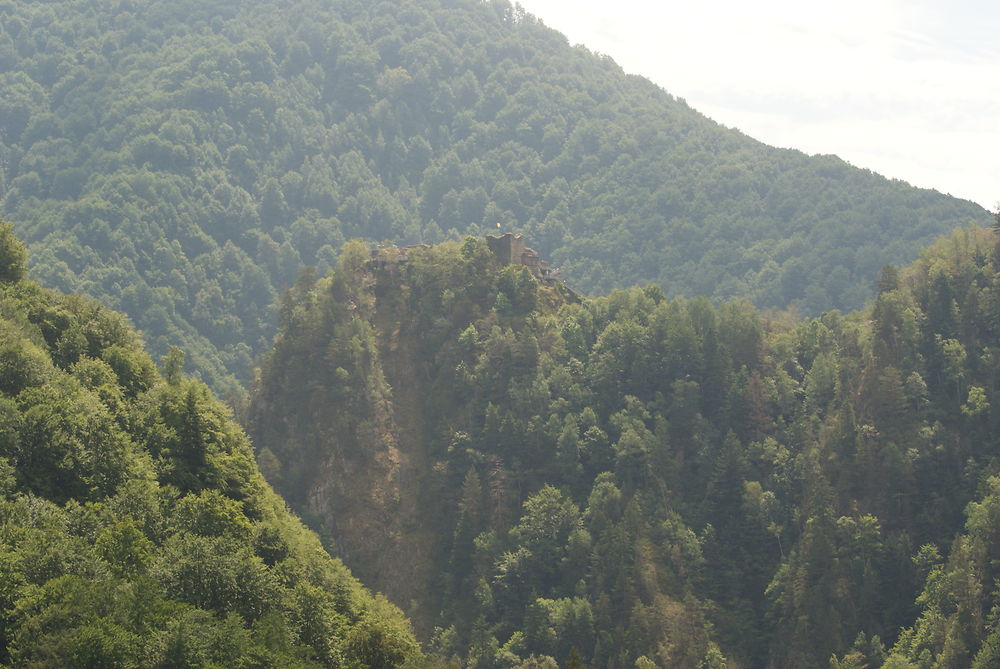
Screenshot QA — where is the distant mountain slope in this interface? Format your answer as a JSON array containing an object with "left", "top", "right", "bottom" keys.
[
  {"left": 0, "top": 0, "right": 988, "bottom": 392},
  {"left": 0, "top": 222, "right": 421, "bottom": 668}
]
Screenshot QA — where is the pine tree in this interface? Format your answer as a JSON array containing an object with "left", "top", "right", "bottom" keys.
[{"left": 563, "top": 647, "right": 586, "bottom": 669}]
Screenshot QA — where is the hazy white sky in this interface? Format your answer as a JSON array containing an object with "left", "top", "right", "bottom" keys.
[{"left": 514, "top": 0, "right": 1000, "bottom": 209}]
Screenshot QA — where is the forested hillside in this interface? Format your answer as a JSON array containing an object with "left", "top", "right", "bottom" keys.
[
  {"left": 0, "top": 224, "right": 422, "bottom": 667},
  {"left": 249, "top": 229, "right": 1000, "bottom": 668},
  {"left": 0, "top": 0, "right": 988, "bottom": 394}
]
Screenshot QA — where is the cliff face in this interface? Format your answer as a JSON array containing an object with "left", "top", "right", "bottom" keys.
[
  {"left": 248, "top": 239, "right": 506, "bottom": 635},
  {"left": 305, "top": 294, "right": 440, "bottom": 635}
]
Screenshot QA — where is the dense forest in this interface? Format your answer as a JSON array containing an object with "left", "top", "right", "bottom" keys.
[
  {"left": 249, "top": 228, "right": 1000, "bottom": 668},
  {"left": 0, "top": 0, "right": 988, "bottom": 394},
  {"left": 0, "top": 223, "right": 423, "bottom": 667},
  {"left": 3, "top": 0, "right": 999, "bottom": 664}
]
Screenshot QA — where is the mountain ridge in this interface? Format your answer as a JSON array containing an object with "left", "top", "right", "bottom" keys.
[{"left": 0, "top": 0, "right": 989, "bottom": 395}]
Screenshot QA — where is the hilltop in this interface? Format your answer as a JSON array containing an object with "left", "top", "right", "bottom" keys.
[{"left": 249, "top": 230, "right": 1000, "bottom": 667}]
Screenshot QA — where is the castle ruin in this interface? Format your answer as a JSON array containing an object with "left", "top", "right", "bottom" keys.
[
  {"left": 486, "top": 232, "right": 559, "bottom": 282},
  {"left": 368, "top": 233, "right": 564, "bottom": 286}
]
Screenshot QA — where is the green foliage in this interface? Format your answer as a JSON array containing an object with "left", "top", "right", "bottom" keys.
[
  {"left": 0, "top": 220, "right": 26, "bottom": 283},
  {"left": 0, "top": 249, "right": 422, "bottom": 667},
  {"left": 0, "top": 0, "right": 988, "bottom": 396}
]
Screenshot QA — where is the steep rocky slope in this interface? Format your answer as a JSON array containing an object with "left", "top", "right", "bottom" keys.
[{"left": 250, "top": 230, "right": 1000, "bottom": 667}]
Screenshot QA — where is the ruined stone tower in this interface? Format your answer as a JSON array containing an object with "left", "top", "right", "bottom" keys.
[{"left": 486, "top": 232, "right": 554, "bottom": 280}]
